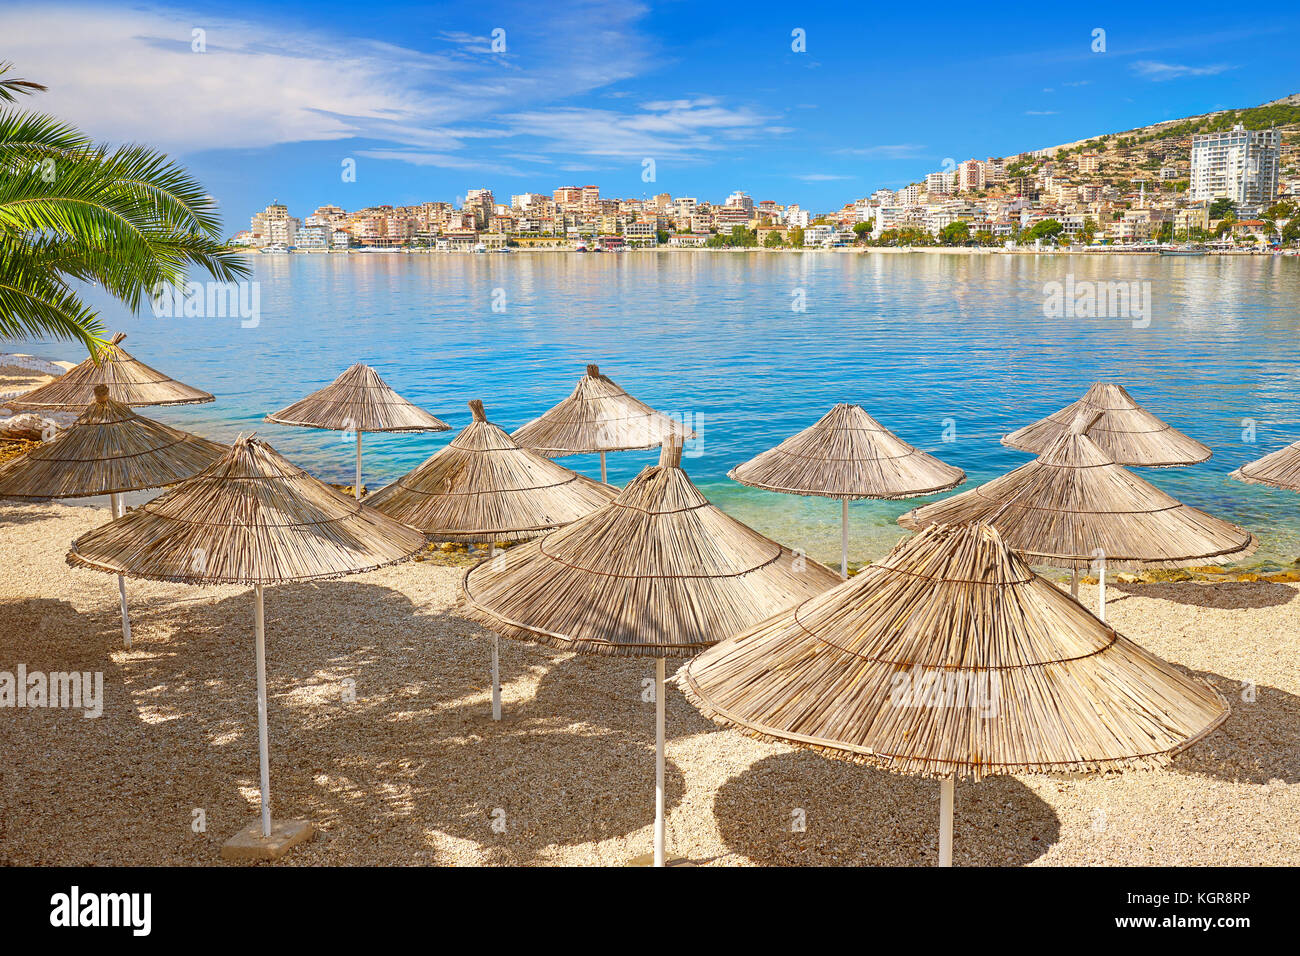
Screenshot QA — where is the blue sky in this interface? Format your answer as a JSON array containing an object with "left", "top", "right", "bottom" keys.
[{"left": 4, "top": 1, "right": 1298, "bottom": 232}]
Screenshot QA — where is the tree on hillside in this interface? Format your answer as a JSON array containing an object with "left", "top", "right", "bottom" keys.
[
  {"left": 1024, "top": 219, "right": 1064, "bottom": 242},
  {"left": 763, "top": 230, "right": 784, "bottom": 248},
  {"left": 0, "top": 62, "right": 247, "bottom": 352},
  {"left": 1209, "top": 197, "right": 1236, "bottom": 220}
]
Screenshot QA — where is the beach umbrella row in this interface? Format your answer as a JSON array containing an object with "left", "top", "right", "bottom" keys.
[{"left": 6, "top": 339, "right": 1282, "bottom": 869}]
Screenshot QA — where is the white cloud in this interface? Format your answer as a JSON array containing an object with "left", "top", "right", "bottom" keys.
[
  {"left": 1131, "top": 61, "right": 1236, "bottom": 81},
  {"left": 833, "top": 144, "right": 927, "bottom": 158},
  {"left": 0, "top": 3, "right": 651, "bottom": 154},
  {"left": 1025, "top": 110, "right": 1059, "bottom": 116},
  {"left": 499, "top": 101, "right": 775, "bottom": 159}
]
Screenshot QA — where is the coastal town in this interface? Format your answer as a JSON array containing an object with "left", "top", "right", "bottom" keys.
[{"left": 236, "top": 101, "right": 1300, "bottom": 253}]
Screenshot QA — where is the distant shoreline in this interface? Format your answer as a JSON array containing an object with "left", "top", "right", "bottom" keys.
[{"left": 237, "top": 246, "right": 1283, "bottom": 258}]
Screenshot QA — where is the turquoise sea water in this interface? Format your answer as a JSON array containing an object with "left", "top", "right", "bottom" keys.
[{"left": 12, "top": 250, "right": 1300, "bottom": 567}]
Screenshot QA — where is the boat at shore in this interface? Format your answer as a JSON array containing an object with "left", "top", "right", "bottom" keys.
[{"left": 1158, "top": 245, "right": 1206, "bottom": 256}]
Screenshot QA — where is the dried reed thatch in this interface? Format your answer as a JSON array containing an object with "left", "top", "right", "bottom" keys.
[
  {"left": 678, "top": 522, "right": 1229, "bottom": 782},
  {"left": 729, "top": 403, "right": 966, "bottom": 500},
  {"left": 366, "top": 399, "right": 617, "bottom": 541},
  {"left": 461, "top": 440, "right": 842, "bottom": 657},
  {"left": 1230, "top": 439, "right": 1300, "bottom": 493},
  {"left": 511, "top": 364, "right": 694, "bottom": 457},
  {"left": 1002, "top": 383, "right": 1210, "bottom": 467},
  {"left": 265, "top": 362, "right": 450, "bottom": 432},
  {"left": 0, "top": 385, "right": 226, "bottom": 499},
  {"left": 7, "top": 333, "right": 214, "bottom": 409},
  {"left": 67, "top": 434, "right": 426, "bottom": 584},
  {"left": 899, "top": 416, "right": 1255, "bottom": 570}
]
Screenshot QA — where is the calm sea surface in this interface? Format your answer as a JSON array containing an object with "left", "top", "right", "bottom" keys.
[{"left": 13, "top": 251, "right": 1300, "bottom": 567}]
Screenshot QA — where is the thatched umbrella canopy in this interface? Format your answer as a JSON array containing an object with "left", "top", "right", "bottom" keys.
[
  {"left": 0, "top": 384, "right": 226, "bottom": 647},
  {"left": 67, "top": 434, "right": 424, "bottom": 857},
  {"left": 1002, "top": 383, "right": 1211, "bottom": 467},
  {"left": 7, "top": 332, "right": 213, "bottom": 409},
  {"left": 679, "top": 522, "right": 1228, "bottom": 865},
  {"left": 265, "top": 362, "right": 450, "bottom": 500},
  {"left": 462, "top": 438, "right": 839, "bottom": 865},
  {"left": 1230, "top": 439, "right": 1300, "bottom": 492},
  {"left": 368, "top": 399, "right": 616, "bottom": 543},
  {"left": 900, "top": 412, "right": 1256, "bottom": 617},
  {"left": 729, "top": 403, "right": 966, "bottom": 578},
  {"left": 369, "top": 398, "right": 617, "bottom": 721},
  {"left": 511, "top": 364, "right": 694, "bottom": 482}
]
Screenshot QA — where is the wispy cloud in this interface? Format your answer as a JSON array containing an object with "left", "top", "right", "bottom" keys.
[
  {"left": 834, "top": 144, "right": 927, "bottom": 158},
  {"left": 499, "top": 100, "right": 776, "bottom": 160},
  {"left": 1131, "top": 60, "right": 1236, "bottom": 81},
  {"left": 1025, "top": 110, "right": 1059, "bottom": 116}
]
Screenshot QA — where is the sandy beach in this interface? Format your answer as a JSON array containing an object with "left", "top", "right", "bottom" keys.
[{"left": 0, "top": 499, "right": 1296, "bottom": 866}]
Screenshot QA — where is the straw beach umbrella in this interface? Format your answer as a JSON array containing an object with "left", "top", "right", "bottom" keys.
[
  {"left": 1230, "top": 439, "right": 1300, "bottom": 492},
  {"left": 0, "top": 385, "right": 226, "bottom": 647},
  {"left": 512, "top": 364, "right": 694, "bottom": 482},
  {"left": 368, "top": 398, "right": 618, "bottom": 719},
  {"left": 461, "top": 439, "right": 840, "bottom": 865},
  {"left": 7, "top": 332, "right": 214, "bottom": 408},
  {"left": 900, "top": 412, "right": 1256, "bottom": 618},
  {"left": 1002, "top": 382, "right": 1211, "bottom": 467},
  {"left": 729, "top": 403, "right": 965, "bottom": 579},
  {"left": 66, "top": 434, "right": 425, "bottom": 858},
  {"left": 265, "top": 362, "right": 450, "bottom": 500},
  {"left": 679, "top": 522, "right": 1228, "bottom": 866}
]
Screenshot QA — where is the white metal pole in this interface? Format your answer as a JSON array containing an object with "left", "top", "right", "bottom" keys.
[
  {"left": 654, "top": 657, "right": 666, "bottom": 867},
  {"left": 111, "top": 493, "right": 132, "bottom": 649},
  {"left": 1098, "top": 554, "right": 1107, "bottom": 623},
  {"left": 939, "top": 775, "right": 955, "bottom": 867},
  {"left": 489, "top": 543, "right": 501, "bottom": 720},
  {"left": 354, "top": 431, "right": 363, "bottom": 500},
  {"left": 254, "top": 584, "right": 272, "bottom": 839},
  {"left": 600, "top": 450, "right": 607, "bottom": 484},
  {"left": 840, "top": 497, "right": 849, "bottom": 581}
]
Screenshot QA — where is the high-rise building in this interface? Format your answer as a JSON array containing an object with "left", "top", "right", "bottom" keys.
[
  {"left": 249, "top": 202, "right": 299, "bottom": 246},
  {"left": 1190, "top": 124, "right": 1281, "bottom": 206}
]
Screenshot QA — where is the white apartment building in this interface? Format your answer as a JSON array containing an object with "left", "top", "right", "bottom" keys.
[
  {"left": 1190, "top": 124, "right": 1281, "bottom": 206},
  {"left": 785, "top": 205, "right": 810, "bottom": 228},
  {"left": 249, "top": 203, "right": 299, "bottom": 246}
]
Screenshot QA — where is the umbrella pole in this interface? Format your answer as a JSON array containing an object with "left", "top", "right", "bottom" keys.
[
  {"left": 600, "top": 450, "right": 607, "bottom": 484},
  {"left": 254, "top": 584, "right": 272, "bottom": 839},
  {"left": 489, "top": 543, "right": 501, "bottom": 720},
  {"left": 1098, "top": 554, "right": 1107, "bottom": 623},
  {"left": 654, "top": 657, "right": 666, "bottom": 867},
  {"left": 840, "top": 497, "right": 849, "bottom": 580},
  {"left": 354, "top": 431, "right": 363, "bottom": 501},
  {"left": 110, "top": 493, "right": 132, "bottom": 649},
  {"left": 939, "top": 774, "right": 955, "bottom": 867},
  {"left": 1070, "top": 567, "right": 1080, "bottom": 599}
]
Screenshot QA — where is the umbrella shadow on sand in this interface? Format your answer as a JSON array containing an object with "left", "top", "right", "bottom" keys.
[
  {"left": 709, "top": 750, "right": 1060, "bottom": 867},
  {"left": 1109, "top": 580, "right": 1298, "bottom": 611},
  {"left": 39, "top": 581, "right": 685, "bottom": 864},
  {"left": 1172, "top": 669, "right": 1300, "bottom": 785}
]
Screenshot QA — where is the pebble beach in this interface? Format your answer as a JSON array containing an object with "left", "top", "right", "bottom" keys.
[{"left": 2, "top": 500, "right": 1296, "bottom": 867}]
